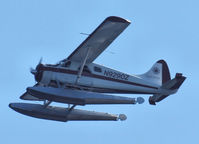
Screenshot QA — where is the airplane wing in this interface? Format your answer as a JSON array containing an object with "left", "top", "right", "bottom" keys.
[
  {"left": 67, "top": 16, "right": 131, "bottom": 63},
  {"left": 27, "top": 86, "right": 144, "bottom": 105},
  {"left": 20, "top": 83, "right": 44, "bottom": 101},
  {"left": 20, "top": 92, "right": 43, "bottom": 101}
]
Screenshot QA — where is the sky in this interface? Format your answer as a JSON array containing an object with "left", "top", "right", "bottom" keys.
[{"left": 0, "top": 0, "right": 198, "bottom": 144}]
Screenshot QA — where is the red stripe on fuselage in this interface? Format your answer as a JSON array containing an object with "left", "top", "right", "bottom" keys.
[{"left": 41, "top": 67, "right": 158, "bottom": 89}]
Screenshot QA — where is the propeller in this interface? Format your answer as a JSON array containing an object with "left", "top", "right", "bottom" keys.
[
  {"left": 30, "top": 58, "right": 44, "bottom": 82},
  {"left": 30, "top": 57, "right": 43, "bottom": 75},
  {"left": 38, "top": 57, "right": 43, "bottom": 65},
  {"left": 30, "top": 67, "right": 37, "bottom": 75}
]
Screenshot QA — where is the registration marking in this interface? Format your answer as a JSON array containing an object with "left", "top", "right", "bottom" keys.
[{"left": 104, "top": 70, "right": 129, "bottom": 81}]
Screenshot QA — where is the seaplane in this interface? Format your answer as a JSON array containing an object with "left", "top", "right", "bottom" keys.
[{"left": 9, "top": 16, "right": 186, "bottom": 122}]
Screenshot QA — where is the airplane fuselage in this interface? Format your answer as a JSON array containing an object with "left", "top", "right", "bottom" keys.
[{"left": 38, "top": 61, "right": 160, "bottom": 95}]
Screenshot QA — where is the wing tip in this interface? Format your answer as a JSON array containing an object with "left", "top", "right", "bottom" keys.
[{"left": 106, "top": 16, "right": 131, "bottom": 24}]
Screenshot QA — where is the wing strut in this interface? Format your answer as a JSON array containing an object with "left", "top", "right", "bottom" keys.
[
  {"left": 43, "top": 100, "right": 52, "bottom": 108},
  {"left": 69, "top": 104, "right": 76, "bottom": 111},
  {"left": 75, "top": 46, "right": 91, "bottom": 85}
]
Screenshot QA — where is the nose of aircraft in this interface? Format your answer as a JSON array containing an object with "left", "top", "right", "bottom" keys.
[
  {"left": 35, "top": 63, "right": 44, "bottom": 82},
  {"left": 30, "top": 58, "right": 44, "bottom": 82}
]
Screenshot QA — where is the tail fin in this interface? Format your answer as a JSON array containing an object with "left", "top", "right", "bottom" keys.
[
  {"left": 149, "top": 73, "right": 186, "bottom": 105},
  {"left": 138, "top": 60, "right": 186, "bottom": 105},
  {"left": 139, "top": 60, "right": 171, "bottom": 86}
]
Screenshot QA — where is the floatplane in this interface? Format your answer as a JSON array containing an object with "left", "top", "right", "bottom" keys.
[{"left": 9, "top": 16, "right": 186, "bottom": 122}]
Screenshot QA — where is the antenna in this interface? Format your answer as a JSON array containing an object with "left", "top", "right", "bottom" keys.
[{"left": 80, "top": 32, "right": 90, "bottom": 36}]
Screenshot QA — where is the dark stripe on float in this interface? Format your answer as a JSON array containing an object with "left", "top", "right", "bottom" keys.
[{"left": 41, "top": 67, "right": 158, "bottom": 89}]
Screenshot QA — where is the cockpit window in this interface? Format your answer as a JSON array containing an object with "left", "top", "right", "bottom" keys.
[
  {"left": 94, "top": 66, "right": 102, "bottom": 73},
  {"left": 64, "top": 61, "right": 71, "bottom": 67},
  {"left": 61, "top": 61, "right": 71, "bottom": 67}
]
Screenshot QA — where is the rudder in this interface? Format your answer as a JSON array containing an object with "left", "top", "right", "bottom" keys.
[{"left": 158, "top": 60, "right": 171, "bottom": 84}]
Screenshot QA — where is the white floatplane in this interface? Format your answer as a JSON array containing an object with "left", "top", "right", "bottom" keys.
[{"left": 9, "top": 16, "right": 186, "bottom": 122}]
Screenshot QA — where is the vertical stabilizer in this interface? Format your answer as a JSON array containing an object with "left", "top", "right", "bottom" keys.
[{"left": 139, "top": 60, "right": 171, "bottom": 86}]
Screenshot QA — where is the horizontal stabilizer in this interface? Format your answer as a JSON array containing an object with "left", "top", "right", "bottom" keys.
[
  {"left": 9, "top": 103, "right": 125, "bottom": 122},
  {"left": 149, "top": 73, "right": 186, "bottom": 105},
  {"left": 27, "top": 87, "right": 144, "bottom": 105},
  {"left": 161, "top": 73, "right": 186, "bottom": 90}
]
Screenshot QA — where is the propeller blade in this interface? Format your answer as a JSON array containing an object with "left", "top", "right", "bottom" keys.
[
  {"left": 30, "top": 67, "right": 37, "bottom": 75},
  {"left": 39, "top": 57, "right": 43, "bottom": 65}
]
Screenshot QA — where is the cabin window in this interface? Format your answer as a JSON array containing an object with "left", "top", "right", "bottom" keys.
[
  {"left": 94, "top": 66, "right": 102, "bottom": 73},
  {"left": 83, "top": 66, "right": 91, "bottom": 73},
  {"left": 78, "top": 65, "right": 91, "bottom": 74}
]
